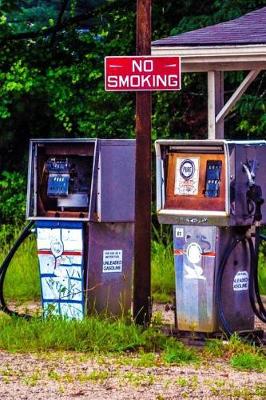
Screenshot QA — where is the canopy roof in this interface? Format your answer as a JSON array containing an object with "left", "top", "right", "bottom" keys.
[{"left": 152, "top": 7, "right": 266, "bottom": 72}]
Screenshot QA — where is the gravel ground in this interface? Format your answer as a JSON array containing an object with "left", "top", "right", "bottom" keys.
[
  {"left": 0, "top": 302, "right": 265, "bottom": 399},
  {"left": 0, "top": 350, "right": 265, "bottom": 400}
]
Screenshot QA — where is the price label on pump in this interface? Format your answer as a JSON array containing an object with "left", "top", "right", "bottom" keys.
[
  {"left": 103, "top": 250, "right": 123, "bottom": 273},
  {"left": 233, "top": 271, "right": 249, "bottom": 291}
]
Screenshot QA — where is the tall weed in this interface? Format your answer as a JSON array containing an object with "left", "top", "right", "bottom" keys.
[
  {"left": 0, "top": 314, "right": 167, "bottom": 354},
  {"left": 151, "top": 240, "right": 175, "bottom": 303}
]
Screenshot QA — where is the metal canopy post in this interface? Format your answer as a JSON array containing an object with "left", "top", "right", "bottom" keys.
[
  {"left": 208, "top": 69, "right": 262, "bottom": 139},
  {"left": 208, "top": 71, "right": 224, "bottom": 139},
  {"left": 133, "top": 0, "right": 152, "bottom": 325},
  {"left": 216, "top": 70, "right": 261, "bottom": 123}
]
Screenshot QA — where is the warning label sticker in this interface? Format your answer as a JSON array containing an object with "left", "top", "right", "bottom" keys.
[
  {"left": 233, "top": 271, "right": 249, "bottom": 291},
  {"left": 103, "top": 250, "right": 123, "bottom": 273}
]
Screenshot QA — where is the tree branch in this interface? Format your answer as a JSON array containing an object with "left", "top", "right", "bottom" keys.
[
  {"left": 50, "top": 0, "right": 69, "bottom": 47},
  {"left": 0, "top": 12, "right": 93, "bottom": 47}
]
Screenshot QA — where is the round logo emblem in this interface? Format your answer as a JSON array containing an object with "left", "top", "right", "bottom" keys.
[
  {"left": 180, "top": 159, "right": 195, "bottom": 180},
  {"left": 50, "top": 239, "right": 64, "bottom": 258},
  {"left": 186, "top": 242, "right": 202, "bottom": 264}
]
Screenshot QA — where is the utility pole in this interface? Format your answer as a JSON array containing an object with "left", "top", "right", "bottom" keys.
[{"left": 133, "top": 0, "right": 152, "bottom": 325}]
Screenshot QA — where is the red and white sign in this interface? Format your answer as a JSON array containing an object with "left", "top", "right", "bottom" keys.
[{"left": 105, "top": 56, "right": 181, "bottom": 92}]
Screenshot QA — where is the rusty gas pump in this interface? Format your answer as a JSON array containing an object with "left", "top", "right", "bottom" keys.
[
  {"left": 0, "top": 138, "right": 135, "bottom": 319},
  {"left": 155, "top": 139, "right": 266, "bottom": 339}
]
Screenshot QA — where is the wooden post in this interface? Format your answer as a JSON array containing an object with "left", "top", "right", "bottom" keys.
[{"left": 133, "top": 0, "right": 152, "bottom": 325}]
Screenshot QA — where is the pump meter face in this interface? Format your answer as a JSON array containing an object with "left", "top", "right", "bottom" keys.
[
  {"left": 165, "top": 148, "right": 226, "bottom": 217},
  {"left": 27, "top": 138, "right": 136, "bottom": 223},
  {"left": 46, "top": 158, "right": 71, "bottom": 197},
  {"left": 27, "top": 140, "right": 95, "bottom": 220},
  {"left": 155, "top": 139, "right": 266, "bottom": 226}
]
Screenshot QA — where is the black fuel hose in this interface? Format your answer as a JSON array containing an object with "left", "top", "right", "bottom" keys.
[
  {"left": 216, "top": 231, "right": 266, "bottom": 339},
  {"left": 0, "top": 221, "right": 34, "bottom": 319},
  {"left": 248, "top": 231, "right": 266, "bottom": 323}
]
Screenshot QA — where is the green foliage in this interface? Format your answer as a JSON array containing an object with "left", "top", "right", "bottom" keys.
[
  {"left": 258, "top": 241, "right": 266, "bottom": 295},
  {"left": 162, "top": 337, "right": 199, "bottom": 364},
  {"left": 151, "top": 240, "right": 175, "bottom": 303},
  {"left": 204, "top": 334, "right": 258, "bottom": 360},
  {"left": 230, "top": 352, "right": 266, "bottom": 372},
  {"left": 0, "top": 313, "right": 169, "bottom": 354},
  {"left": 0, "top": 171, "right": 26, "bottom": 225},
  {"left": 204, "top": 335, "right": 266, "bottom": 373},
  {"left": 0, "top": 1, "right": 265, "bottom": 171},
  {"left": 204, "top": 339, "right": 225, "bottom": 358}
]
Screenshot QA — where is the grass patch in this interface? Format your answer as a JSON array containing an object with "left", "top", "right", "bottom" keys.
[
  {"left": 23, "top": 369, "right": 41, "bottom": 386},
  {"left": 48, "top": 369, "right": 109, "bottom": 383},
  {"left": 162, "top": 338, "right": 199, "bottom": 365},
  {"left": 79, "top": 370, "right": 109, "bottom": 383},
  {"left": 258, "top": 243, "right": 266, "bottom": 294},
  {"left": 230, "top": 352, "right": 266, "bottom": 372},
  {"left": 151, "top": 240, "right": 175, "bottom": 303},
  {"left": 204, "top": 339, "right": 225, "bottom": 358},
  {"left": 0, "top": 229, "right": 40, "bottom": 302},
  {"left": 121, "top": 371, "right": 154, "bottom": 387},
  {"left": 0, "top": 313, "right": 185, "bottom": 356},
  {"left": 0, "top": 314, "right": 202, "bottom": 369},
  {"left": 204, "top": 335, "right": 266, "bottom": 373},
  {"left": 0, "top": 314, "right": 161, "bottom": 353},
  {"left": 205, "top": 334, "right": 259, "bottom": 359},
  {"left": 115, "top": 352, "right": 158, "bottom": 367},
  {"left": 176, "top": 376, "right": 198, "bottom": 389}
]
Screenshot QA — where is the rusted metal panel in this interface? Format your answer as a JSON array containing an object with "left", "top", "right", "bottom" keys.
[
  {"left": 173, "top": 224, "right": 255, "bottom": 333},
  {"left": 173, "top": 225, "right": 218, "bottom": 333},
  {"left": 218, "top": 228, "right": 254, "bottom": 332},
  {"left": 86, "top": 222, "right": 134, "bottom": 316},
  {"left": 97, "top": 140, "right": 135, "bottom": 222}
]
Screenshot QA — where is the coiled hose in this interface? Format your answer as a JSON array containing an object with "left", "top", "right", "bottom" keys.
[
  {"left": 0, "top": 221, "right": 34, "bottom": 319},
  {"left": 216, "top": 230, "right": 266, "bottom": 339},
  {"left": 249, "top": 230, "right": 266, "bottom": 324}
]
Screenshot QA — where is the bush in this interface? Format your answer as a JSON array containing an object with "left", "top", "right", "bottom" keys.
[{"left": 0, "top": 171, "right": 26, "bottom": 225}]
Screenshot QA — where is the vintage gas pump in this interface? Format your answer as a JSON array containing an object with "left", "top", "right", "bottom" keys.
[
  {"left": 24, "top": 138, "right": 135, "bottom": 319},
  {"left": 155, "top": 139, "right": 266, "bottom": 337}
]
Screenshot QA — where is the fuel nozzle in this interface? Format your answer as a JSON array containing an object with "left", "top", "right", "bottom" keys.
[
  {"left": 243, "top": 162, "right": 264, "bottom": 223},
  {"left": 247, "top": 184, "right": 264, "bottom": 223}
]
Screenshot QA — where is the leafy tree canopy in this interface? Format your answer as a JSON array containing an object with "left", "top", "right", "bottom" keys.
[{"left": 0, "top": 0, "right": 265, "bottom": 173}]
